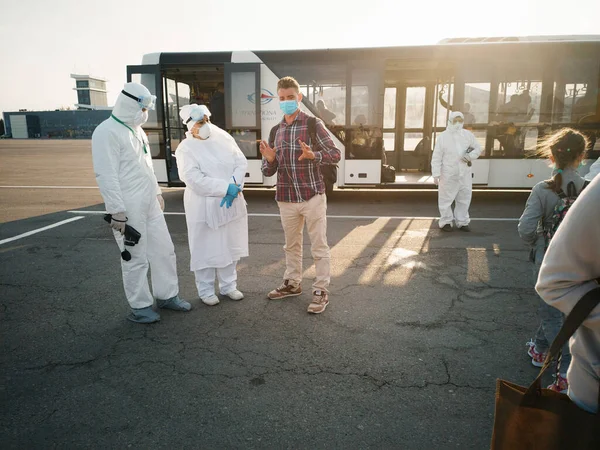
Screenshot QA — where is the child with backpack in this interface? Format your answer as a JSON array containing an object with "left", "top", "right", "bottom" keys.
[{"left": 518, "top": 128, "right": 589, "bottom": 392}]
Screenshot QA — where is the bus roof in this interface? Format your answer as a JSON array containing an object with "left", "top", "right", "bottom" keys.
[
  {"left": 142, "top": 35, "right": 600, "bottom": 66},
  {"left": 438, "top": 35, "right": 600, "bottom": 44}
]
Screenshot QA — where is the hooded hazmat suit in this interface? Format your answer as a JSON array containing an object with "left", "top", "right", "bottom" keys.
[
  {"left": 92, "top": 82, "right": 180, "bottom": 310},
  {"left": 431, "top": 111, "right": 482, "bottom": 228},
  {"left": 175, "top": 104, "right": 249, "bottom": 302}
]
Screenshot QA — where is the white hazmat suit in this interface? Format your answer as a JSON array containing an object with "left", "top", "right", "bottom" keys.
[
  {"left": 176, "top": 104, "right": 249, "bottom": 305},
  {"left": 431, "top": 111, "right": 482, "bottom": 229},
  {"left": 92, "top": 82, "right": 189, "bottom": 322}
]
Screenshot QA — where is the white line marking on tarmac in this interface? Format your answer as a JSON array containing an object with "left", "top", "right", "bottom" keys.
[
  {"left": 0, "top": 186, "right": 99, "bottom": 189},
  {"left": 67, "top": 210, "right": 519, "bottom": 222},
  {"left": 0, "top": 216, "right": 85, "bottom": 246},
  {"left": 0, "top": 186, "right": 184, "bottom": 190}
]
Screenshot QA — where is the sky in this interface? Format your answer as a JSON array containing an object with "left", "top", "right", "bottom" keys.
[{"left": 1, "top": 0, "right": 599, "bottom": 114}]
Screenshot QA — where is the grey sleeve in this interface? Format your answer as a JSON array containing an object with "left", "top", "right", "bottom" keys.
[{"left": 517, "top": 186, "right": 543, "bottom": 246}]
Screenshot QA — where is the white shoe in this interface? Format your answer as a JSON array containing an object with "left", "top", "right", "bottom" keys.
[
  {"left": 201, "top": 295, "right": 220, "bottom": 306},
  {"left": 223, "top": 289, "right": 244, "bottom": 301}
]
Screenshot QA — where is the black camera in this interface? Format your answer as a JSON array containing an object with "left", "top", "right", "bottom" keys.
[{"left": 103, "top": 214, "right": 141, "bottom": 246}]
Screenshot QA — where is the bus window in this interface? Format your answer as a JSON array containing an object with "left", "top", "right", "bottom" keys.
[
  {"left": 351, "top": 68, "right": 380, "bottom": 126},
  {"left": 268, "top": 62, "right": 347, "bottom": 126},
  {"left": 305, "top": 83, "right": 346, "bottom": 126},
  {"left": 552, "top": 59, "right": 599, "bottom": 125},
  {"left": 131, "top": 73, "right": 159, "bottom": 129},
  {"left": 495, "top": 81, "right": 542, "bottom": 124},
  {"left": 164, "top": 79, "right": 178, "bottom": 127},
  {"left": 404, "top": 132, "right": 423, "bottom": 152},
  {"left": 556, "top": 82, "right": 595, "bottom": 123},
  {"left": 146, "top": 130, "right": 164, "bottom": 158},
  {"left": 490, "top": 80, "right": 542, "bottom": 158},
  {"left": 163, "top": 79, "right": 191, "bottom": 154},
  {"left": 472, "top": 130, "right": 487, "bottom": 153},
  {"left": 435, "top": 83, "right": 454, "bottom": 128},
  {"left": 348, "top": 68, "right": 382, "bottom": 160},
  {"left": 383, "top": 132, "right": 395, "bottom": 154},
  {"left": 404, "top": 87, "right": 426, "bottom": 129},
  {"left": 464, "top": 82, "right": 491, "bottom": 125},
  {"left": 177, "top": 82, "right": 190, "bottom": 106},
  {"left": 383, "top": 87, "right": 397, "bottom": 154},
  {"left": 230, "top": 130, "right": 258, "bottom": 159}
]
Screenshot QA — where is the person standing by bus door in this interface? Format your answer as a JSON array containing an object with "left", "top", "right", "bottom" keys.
[
  {"left": 431, "top": 111, "right": 482, "bottom": 232},
  {"left": 92, "top": 82, "right": 191, "bottom": 323},
  {"left": 259, "top": 76, "right": 341, "bottom": 314}
]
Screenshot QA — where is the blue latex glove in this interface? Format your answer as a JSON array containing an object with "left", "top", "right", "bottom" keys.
[
  {"left": 226, "top": 183, "right": 241, "bottom": 197},
  {"left": 220, "top": 194, "right": 236, "bottom": 208}
]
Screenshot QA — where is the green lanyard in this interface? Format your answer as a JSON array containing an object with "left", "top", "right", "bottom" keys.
[{"left": 111, "top": 114, "right": 148, "bottom": 154}]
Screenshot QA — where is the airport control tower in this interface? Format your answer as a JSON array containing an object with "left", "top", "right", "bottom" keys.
[{"left": 71, "top": 74, "right": 108, "bottom": 110}]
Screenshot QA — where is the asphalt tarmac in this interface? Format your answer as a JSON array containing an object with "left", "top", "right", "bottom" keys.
[{"left": 1, "top": 140, "right": 542, "bottom": 449}]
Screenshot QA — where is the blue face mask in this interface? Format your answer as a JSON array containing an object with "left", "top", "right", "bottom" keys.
[{"left": 279, "top": 100, "right": 299, "bottom": 115}]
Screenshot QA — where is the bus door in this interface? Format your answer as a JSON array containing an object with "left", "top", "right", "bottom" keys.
[
  {"left": 386, "top": 84, "right": 435, "bottom": 176},
  {"left": 224, "top": 63, "right": 263, "bottom": 184},
  {"left": 162, "top": 63, "right": 232, "bottom": 185},
  {"left": 126, "top": 65, "right": 168, "bottom": 183}
]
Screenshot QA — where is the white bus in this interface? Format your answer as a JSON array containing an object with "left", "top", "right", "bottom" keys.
[{"left": 127, "top": 35, "right": 600, "bottom": 190}]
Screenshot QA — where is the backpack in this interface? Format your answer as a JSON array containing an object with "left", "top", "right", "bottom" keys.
[
  {"left": 543, "top": 180, "right": 589, "bottom": 248},
  {"left": 268, "top": 116, "right": 338, "bottom": 185},
  {"left": 381, "top": 164, "right": 396, "bottom": 182}
]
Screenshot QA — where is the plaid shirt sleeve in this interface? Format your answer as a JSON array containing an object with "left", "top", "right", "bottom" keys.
[
  {"left": 312, "top": 118, "right": 341, "bottom": 165},
  {"left": 261, "top": 157, "right": 278, "bottom": 177}
]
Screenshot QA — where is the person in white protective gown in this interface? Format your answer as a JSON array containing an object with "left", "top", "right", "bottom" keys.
[
  {"left": 431, "top": 111, "right": 482, "bottom": 232},
  {"left": 176, "top": 104, "right": 249, "bottom": 306},
  {"left": 91, "top": 82, "right": 191, "bottom": 323}
]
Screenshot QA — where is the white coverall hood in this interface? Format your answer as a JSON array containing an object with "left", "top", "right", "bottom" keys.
[
  {"left": 447, "top": 111, "right": 464, "bottom": 132},
  {"left": 112, "top": 82, "right": 153, "bottom": 127},
  {"left": 180, "top": 104, "right": 212, "bottom": 131}
]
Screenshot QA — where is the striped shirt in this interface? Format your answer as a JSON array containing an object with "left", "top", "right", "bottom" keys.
[{"left": 261, "top": 110, "right": 341, "bottom": 203}]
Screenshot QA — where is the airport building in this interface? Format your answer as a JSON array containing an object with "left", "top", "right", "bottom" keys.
[
  {"left": 1, "top": 74, "right": 112, "bottom": 139},
  {"left": 71, "top": 74, "right": 109, "bottom": 110}
]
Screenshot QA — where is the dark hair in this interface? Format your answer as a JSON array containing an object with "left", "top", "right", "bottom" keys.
[{"left": 539, "top": 128, "right": 588, "bottom": 193}]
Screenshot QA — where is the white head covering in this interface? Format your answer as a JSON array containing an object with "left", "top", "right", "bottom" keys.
[
  {"left": 180, "top": 104, "right": 211, "bottom": 131},
  {"left": 447, "top": 111, "right": 465, "bottom": 132},
  {"left": 112, "top": 82, "right": 152, "bottom": 126}
]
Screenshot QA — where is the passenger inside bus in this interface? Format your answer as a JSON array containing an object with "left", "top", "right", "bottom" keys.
[
  {"left": 414, "top": 136, "right": 431, "bottom": 171},
  {"left": 495, "top": 91, "right": 534, "bottom": 124},
  {"left": 316, "top": 100, "right": 337, "bottom": 125},
  {"left": 572, "top": 86, "right": 598, "bottom": 123},
  {"left": 438, "top": 91, "right": 475, "bottom": 126},
  {"left": 349, "top": 115, "right": 383, "bottom": 159},
  {"left": 494, "top": 122, "right": 520, "bottom": 157}
]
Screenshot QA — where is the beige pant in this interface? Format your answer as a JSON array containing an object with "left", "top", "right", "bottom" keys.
[{"left": 277, "top": 193, "right": 330, "bottom": 293}]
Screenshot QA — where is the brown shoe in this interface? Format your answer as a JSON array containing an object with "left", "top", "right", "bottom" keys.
[
  {"left": 307, "top": 290, "right": 329, "bottom": 314},
  {"left": 267, "top": 280, "right": 302, "bottom": 300}
]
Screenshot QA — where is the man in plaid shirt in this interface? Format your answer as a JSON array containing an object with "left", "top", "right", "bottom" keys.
[{"left": 260, "top": 76, "right": 341, "bottom": 314}]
